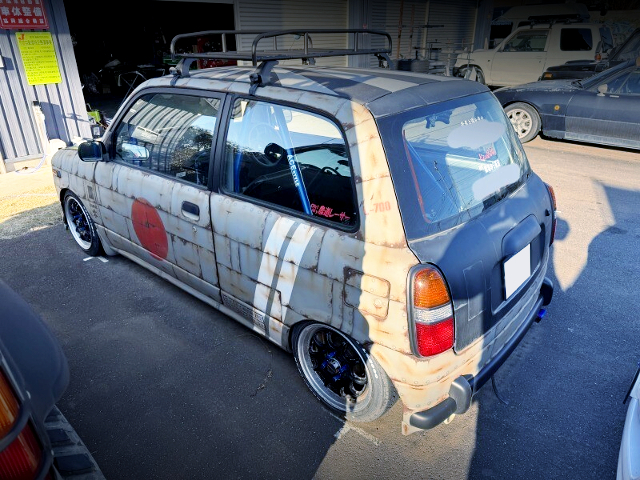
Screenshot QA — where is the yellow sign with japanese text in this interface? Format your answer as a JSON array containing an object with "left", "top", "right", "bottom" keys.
[{"left": 15, "top": 32, "right": 62, "bottom": 85}]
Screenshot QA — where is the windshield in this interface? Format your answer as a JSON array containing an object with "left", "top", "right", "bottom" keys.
[
  {"left": 581, "top": 59, "right": 635, "bottom": 89},
  {"left": 378, "top": 92, "right": 531, "bottom": 239},
  {"left": 614, "top": 30, "right": 640, "bottom": 61}
]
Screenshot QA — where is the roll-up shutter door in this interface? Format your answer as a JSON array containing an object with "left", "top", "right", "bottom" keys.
[
  {"left": 425, "top": 1, "right": 477, "bottom": 50},
  {"left": 235, "top": 0, "right": 348, "bottom": 67},
  {"left": 424, "top": 1, "right": 477, "bottom": 73},
  {"left": 369, "top": 0, "right": 427, "bottom": 68}
]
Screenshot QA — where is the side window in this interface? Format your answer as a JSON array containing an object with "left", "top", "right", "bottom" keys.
[
  {"left": 502, "top": 31, "right": 548, "bottom": 52},
  {"left": 560, "top": 28, "right": 593, "bottom": 51},
  {"left": 113, "top": 93, "right": 220, "bottom": 187},
  {"left": 222, "top": 98, "right": 358, "bottom": 227}
]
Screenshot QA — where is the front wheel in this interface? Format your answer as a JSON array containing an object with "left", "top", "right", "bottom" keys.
[
  {"left": 505, "top": 102, "right": 541, "bottom": 143},
  {"left": 292, "top": 323, "right": 396, "bottom": 423},
  {"left": 63, "top": 192, "right": 101, "bottom": 256},
  {"left": 461, "top": 66, "right": 485, "bottom": 85}
]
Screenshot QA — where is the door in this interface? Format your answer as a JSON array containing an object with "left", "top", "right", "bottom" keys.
[
  {"left": 565, "top": 65, "right": 640, "bottom": 149},
  {"left": 489, "top": 29, "right": 549, "bottom": 86},
  {"left": 210, "top": 97, "right": 361, "bottom": 339},
  {"left": 95, "top": 90, "right": 223, "bottom": 301}
]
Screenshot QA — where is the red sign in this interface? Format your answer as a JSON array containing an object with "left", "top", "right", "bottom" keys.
[{"left": 0, "top": 0, "right": 49, "bottom": 30}]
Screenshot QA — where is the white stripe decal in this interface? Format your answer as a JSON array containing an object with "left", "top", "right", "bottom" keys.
[
  {"left": 276, "top": 224, "right": 317, "bottom": 322},
  {"left": 253, "top": 217, "right": 295, "bottom": 313}
]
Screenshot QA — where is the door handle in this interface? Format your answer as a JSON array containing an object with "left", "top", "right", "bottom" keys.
[{"left": 181, "top": 201, "right": 200, "bottom": 221}]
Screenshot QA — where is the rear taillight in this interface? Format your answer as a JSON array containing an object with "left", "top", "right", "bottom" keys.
[
  {"left": 0, "top": 371, "right": 43, "bottom": 480},
  {"left": 545, "top": 183, "right": 557, "bottom": 245},
  {"left": 412, "top": 267, "right": 454, "bottom": 357},
  {"left": 0, "top": 424, "right": 42, "bottom": 480},
  {"left": 0, "top": 371, "right": 19, "bottom": 437}
]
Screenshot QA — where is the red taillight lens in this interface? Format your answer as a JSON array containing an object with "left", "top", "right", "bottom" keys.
[
  {"left": 416, "top": 318, "right": 454, "bottom": 357},
  {"left": 0, "top": 370, "right": 43, "bottom": 480},
  {"left": 412, "top": 267, "right": 455, "bottom": 357},
  {"left": 0, "top": 423, "right": 42, "bottom": 480},
  {"left": 0, "top": 372, "right": 19, "bottom": 437},
  {"left": 545, "top": 183, "right": 557, "bottom": 245}
]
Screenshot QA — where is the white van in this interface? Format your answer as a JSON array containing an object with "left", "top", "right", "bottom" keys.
[{"left": 455, "top": 22, "right": 614, "bottom": 87}]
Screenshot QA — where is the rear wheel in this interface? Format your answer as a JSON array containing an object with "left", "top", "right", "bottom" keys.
[
  {"left": 63, "top": 192, "right": 101, "bottom": 256},
  {"left": 505, "top": 102, "right": 540, "bottom": 143},
  {"left": 292, "top": 322, "right": 396, "bottom": 422}
]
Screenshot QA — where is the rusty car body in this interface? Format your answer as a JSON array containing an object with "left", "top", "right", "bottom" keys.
[{"left": 52, "top": 30, "right": 555, "bottom": 434}]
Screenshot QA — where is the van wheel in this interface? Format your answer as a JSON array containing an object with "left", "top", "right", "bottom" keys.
[
  {"left": 505, "top": 102, "right": 540, "bottom": 143},
  {"left": 462, "top": 66, "right": 485, "bottom": 85},
  {"left": 292, "top": 322, "right": 396, "bottom": 422},
  {"left": 63, "top": 192, "right": 101, "bottom": 256}
]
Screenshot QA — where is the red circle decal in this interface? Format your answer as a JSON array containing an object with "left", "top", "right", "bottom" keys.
[{"left": 131, "top": 198, "right": 168, "bottom": 260}]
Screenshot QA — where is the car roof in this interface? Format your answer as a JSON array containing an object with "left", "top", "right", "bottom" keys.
[{"left": 144, "top": 65, "right": 489, "bottom": 118}]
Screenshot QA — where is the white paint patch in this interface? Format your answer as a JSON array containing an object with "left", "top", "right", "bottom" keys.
[
  {"left": 83, "top": 256, "right": 109, "bottom": 263},
  {"left": 362, "top": 76, "right": 417, "bottom": 92},
  {"left": 329, "top": 413, "right": 380, "bottom": 446}
]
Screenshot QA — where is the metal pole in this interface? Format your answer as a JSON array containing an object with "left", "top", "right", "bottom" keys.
[{"left": 396, "top": 0, "right": 404, "bottom": 60}]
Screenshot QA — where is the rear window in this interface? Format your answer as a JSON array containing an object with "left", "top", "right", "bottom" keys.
[
  {"left": 378, "top": 92, "right": 531, "bottom": 239},
  {"left": 560, "top": 28, "right": 593, "bottom": 51}
]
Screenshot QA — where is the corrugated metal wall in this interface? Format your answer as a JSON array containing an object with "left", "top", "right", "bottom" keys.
[
  {"left": 0, "top": 0, "right": 90, "bottom": 168},
  {"left": 235, "top": 0, "right": 349, "bottom": 67}
]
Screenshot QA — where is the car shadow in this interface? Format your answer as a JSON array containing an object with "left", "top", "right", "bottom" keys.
[
  {"left": 0, "top": 222, "right": 346, "bottom": 479},
  {"left": 468, "top": 185, "right": 640, "bottom": 478}
]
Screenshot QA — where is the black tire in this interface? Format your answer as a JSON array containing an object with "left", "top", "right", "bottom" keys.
[
  {"left": 505, "top": 102, "right": 541, "bottom": 143},
  {"left": 292, "top": 322, "right": 396, "bottom": 423},
  {"left": 63, "top": 192, "right": 101, "bottom": 256},
  {"left": 462, "top": 66, "right": 485, "bottom": 85}
]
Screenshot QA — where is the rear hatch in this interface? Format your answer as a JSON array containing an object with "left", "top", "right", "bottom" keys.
[{"left": 377, "top": 92, "right": 553, "bottom": 351}]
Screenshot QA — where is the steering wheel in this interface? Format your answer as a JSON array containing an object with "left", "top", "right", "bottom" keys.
[{"left": 246, "top": 123, "right": 282, "bottom": 167}]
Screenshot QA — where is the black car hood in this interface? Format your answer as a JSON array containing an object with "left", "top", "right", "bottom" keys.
[
  {"left": 498, "top": 79, "right": 579, "bottom": 94},
  {"left": 546, "top": 61, "right": 601, "bottom": 73}
]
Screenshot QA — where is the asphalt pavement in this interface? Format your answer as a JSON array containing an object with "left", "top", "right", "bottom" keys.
[{"left": 0, "top": 137, "right": 638, "bottom": 479}]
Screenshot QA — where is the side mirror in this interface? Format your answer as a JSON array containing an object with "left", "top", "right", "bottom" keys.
[
  {"left": 78, "top": 140, "right": 105, "bottom": 162},
  {"left": 597, "top": 84, "right": 608, "bottom": 96}
]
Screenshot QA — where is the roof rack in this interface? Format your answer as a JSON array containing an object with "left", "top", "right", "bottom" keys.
[
  {"left": 527, "top": 14, "right": 588, "bottom": 26},
  {"left": 169, "top": 29, "right": 393, "bottom": 92}
]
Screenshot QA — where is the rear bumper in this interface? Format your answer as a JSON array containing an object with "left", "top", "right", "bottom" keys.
[{"left": 409, "top": 277, "right": 554, "bottom": 430}]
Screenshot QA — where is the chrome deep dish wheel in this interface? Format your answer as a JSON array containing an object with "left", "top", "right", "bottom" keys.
[
  {"left": 63, "top": 192, "right": 100, "bottom": 255},
  {"left": 505, "top": 102, "right": 540, "bottom": 143},
  {"left": 292, "top": 323, "right": 395, "bottom": 422}
]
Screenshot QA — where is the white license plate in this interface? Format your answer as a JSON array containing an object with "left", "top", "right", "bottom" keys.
[{"left": 504, "top": 243, "right": 531, "bottom": 299}]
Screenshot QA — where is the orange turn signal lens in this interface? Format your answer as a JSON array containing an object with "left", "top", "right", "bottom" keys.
[
  {"left": 413, "top": 267, "right": 451, "bottom": 309},
  {"left": 545, "top": 183, "right": 557, "bottom": 212},
  {"left": 0, "top": 371, "right": 19, "bottom": 438}
]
